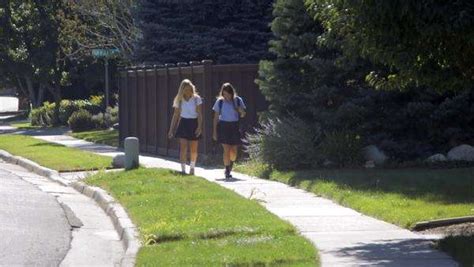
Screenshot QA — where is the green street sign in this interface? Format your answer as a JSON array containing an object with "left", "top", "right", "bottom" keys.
[{"left": 92, "top": 48, "right": 120, "bottom": 58}]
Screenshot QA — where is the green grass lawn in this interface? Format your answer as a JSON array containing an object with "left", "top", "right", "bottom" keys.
[
  {"left": 0, "top": 134, "right": 112, "bottom": 171},
  {"left": 71, "top": 129, "right": 119, "bottom": 147},
  {"left": 86, "top": 168, "right": 319, "bottom": 266},
  {"left": 235, "top": 161, "right": 474, "bottom": 228},
  {"left": 10, "top": 121, "right": 42, "bottom": 130},
  {"left": 436, "top": 235, "right": 474, "bottom": 267}
]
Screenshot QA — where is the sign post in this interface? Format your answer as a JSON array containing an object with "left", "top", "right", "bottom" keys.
[{"left": 91, "top": 48, "right": 120, "bottom": 109}]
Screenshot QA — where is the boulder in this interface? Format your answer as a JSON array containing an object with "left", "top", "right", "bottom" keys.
[
  {"left": 363, "top": 145, "right": 387, "bottom": 165},
  {"left": 447, "top": 144, "right": 474, "bottom": 161},
  {"left": 322, "top": 159, "right": 335, "bottom": 167},
  {"left": 112, "top": 154, "right": 125, "bottom": 168},
  {"left": 364, "top": 160, "right": 375, "bottom": 168},
  {"left": 425, "top": 153, "right": 447, "bottom": 162}
]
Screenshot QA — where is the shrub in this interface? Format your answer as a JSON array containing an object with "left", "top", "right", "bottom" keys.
[
  {"left": 318, "top": 131, "right": 363, "bottom": 167},
  {"left": 29, "top": 96, "right": 108, "bottom": 128},
  {"left": 68, "top": 110, "right": 95, "bottom": 132},
  {"left": 91, "top": 113, "right": 107, "bottom": 129},
  {"left": 244, "top": 116, "right": 322, "bottom": 170},
  {"left": 91, "top": 106, "right": 119, "bottom": 129},
  {"left": 107, "top": 106, "right": 119, "bottom": 125},
  {"left": 30, "top": 102, "right": 55, "bottom": 126}
]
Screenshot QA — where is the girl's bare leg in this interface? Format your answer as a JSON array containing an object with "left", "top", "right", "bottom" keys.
[
  {"left": 189, "top": 140, "right": 198, "bottom": 174},
  {"left": 179, "top": 138, "right": 188, "bottom": 173}
]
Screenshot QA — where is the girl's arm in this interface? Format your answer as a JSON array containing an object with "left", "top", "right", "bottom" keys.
[
  {"left": 196, "top": 103, "right": 203, "bottom": 136},
  {"left": 168, "top": 108, "right": 180, "bottom": 138},
  {"left": 212, "top": 111, "right": 219, "bottom": 141}
]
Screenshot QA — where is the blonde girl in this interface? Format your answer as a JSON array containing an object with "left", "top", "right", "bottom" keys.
[
  {"left": 212, "top": 83, "right": 246, "bottom": 180},
  {"left": 168, "top": 79, "right": 203, "bottom": 175}
]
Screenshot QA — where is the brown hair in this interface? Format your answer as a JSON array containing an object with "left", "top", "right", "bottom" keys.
[{"left": 217, "top": 82, "right": 239, "bottom": 100}]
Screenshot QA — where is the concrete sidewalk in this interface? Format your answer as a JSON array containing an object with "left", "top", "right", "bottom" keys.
[
  {"left": 20, "top": 130, "right": 458, "bottom": 266},
  {"left": 0, "top": 159, "right": 124, "bottom": 266}
]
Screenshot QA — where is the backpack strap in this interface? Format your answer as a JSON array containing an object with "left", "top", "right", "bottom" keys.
[{"left": 218, "top": 99, "right": 223, "bottom": 115}]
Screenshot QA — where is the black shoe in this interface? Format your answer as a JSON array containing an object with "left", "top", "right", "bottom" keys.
[{"left": 225, "top": 165, "right": 232, "bottom": 180}]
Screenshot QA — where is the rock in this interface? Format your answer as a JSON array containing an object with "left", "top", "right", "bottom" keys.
[
  {"left": 363, "top": 145, "right": 387, "bottom": 165},
  {"left": 364, "top": 160, "right": 375, "bottom": 168},
  {"left": 322, "top": 159, "right": 335, "bottom": 167},
  {"left": 112, "top": 154, "right": 125, "bottom": 168},
  {"left": 425, "top": 153, "right": 447, "bottom": 162},
  {"left": 447, "top": 144, "right": 474, "bottom": 161}
]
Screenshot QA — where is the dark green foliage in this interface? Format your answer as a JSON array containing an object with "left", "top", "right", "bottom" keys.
[
  {"left": 257, "top": 0, "right": 474, "bottom": 166},
  {"left": 68, "top": 110, "right": 95, "bottom": 132},
  {"left": 347, "top": 89, "right": 474, "bottom": 160},
  {"left": 309, "top": 0, "right": 474, "bottom": 91},
  {"left": 319, "top": 132, "right": 363, "bottom": 167},
  {"left": 134, "top": 0, "right": 274, "bottom": 64}
]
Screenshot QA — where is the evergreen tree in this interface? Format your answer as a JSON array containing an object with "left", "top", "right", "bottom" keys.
[
  {"left": 134, "top": 0, "right": 274, "bottom": 64},
  {"left": 258, "top": 0, "right": 369, "bottom": 128},
  {"left": 308, "top": 0, "right": 474, "bottom": 91}
]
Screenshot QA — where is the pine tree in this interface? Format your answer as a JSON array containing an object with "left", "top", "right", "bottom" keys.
[
  {"left": 134, "top": 0, "right": 274, "bottom": 64},
  {"left": 258, "top": 0, "right": 368, "bottom": 127}
]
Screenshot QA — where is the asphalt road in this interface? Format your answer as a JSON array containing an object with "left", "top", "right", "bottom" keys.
[{"left": 0, "top": 165, "right": 71, "bottom": 265}]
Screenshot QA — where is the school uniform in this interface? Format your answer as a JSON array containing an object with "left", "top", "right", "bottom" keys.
[
  {"left": 212, "top": 97, "right": 246, "bottom": 145},
  {"left": 174, "top": 95, "right": 202, "bottom": 140}
]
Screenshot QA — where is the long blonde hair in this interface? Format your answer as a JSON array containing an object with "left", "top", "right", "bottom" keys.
[{"left": 173, "top": 79, "right": 198, "bottom": 108}]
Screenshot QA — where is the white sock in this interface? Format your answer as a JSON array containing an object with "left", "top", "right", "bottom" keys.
[
  {"left": 190, "top": 161, "right": 196, "bottom": 169},
  {"left": 181, "top": 163, "right": 186, "bottom": 173}
]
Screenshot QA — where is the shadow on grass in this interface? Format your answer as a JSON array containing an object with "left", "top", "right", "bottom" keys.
[
  {"left": 280, "top": 168, "right": 474, "bottom": 205},
  {"left": 146, "top": 227, "right": 260, "bottom": 245},
  {"left": 30, "top": 142, "right": 64, "bottom": 148}
]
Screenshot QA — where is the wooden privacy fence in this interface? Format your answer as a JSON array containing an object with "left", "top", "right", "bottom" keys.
[{"left": 118, "top": 60, "right": 267, "bottom": 157}]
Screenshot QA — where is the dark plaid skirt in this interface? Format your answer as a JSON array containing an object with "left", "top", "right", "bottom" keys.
[
  {"left": 175, "top": 118, "right": 201, "bottom": 140},
  {"left": 217, "top": 121, "right": 242, "bottom": 145}
]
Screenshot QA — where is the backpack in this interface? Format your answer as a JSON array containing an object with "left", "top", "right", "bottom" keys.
[
  {"left": 218, "top": 97, "right": 242, "bottom": 116},
  {"left": 218, "top": 97, "right": 246, "bottom": 134}
]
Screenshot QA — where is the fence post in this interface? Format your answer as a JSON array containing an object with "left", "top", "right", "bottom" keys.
[
  {"left": 118, "top": 67, "right": 125, "bottom": 147},
  {"left": 201, "top": 60, "right": 213, "bottom": 155},
  {"left": 190, "top": 61, "right": 200, "bottom": 81},
  {"left": 153, "top": 65, "right": 159, "bottom": 155},
  {"left": 164, "top": 63, "right": 174, "bottom": 156},
  {"left": 143, "top": 66, "right": 148, "bottom": 151}
]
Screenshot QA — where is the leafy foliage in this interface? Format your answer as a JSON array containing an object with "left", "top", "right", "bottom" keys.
[
  {"left": 245, "top": 116, "right": 322, "bottom": 169},
  {"left": 308, "top": 0, "right": 474, "bottom": 91},
  {"left": 319, "top": 131, "right": 363, "bottom": 167},
  {"left": 68, "top": 109, "right": 95, "bottom": 132},
  {"left": 134, "top": 0, "right": 274, "bottom": 64}
]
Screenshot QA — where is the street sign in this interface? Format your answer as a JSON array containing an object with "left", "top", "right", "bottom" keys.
[
  {"left": 91, "top": 48, "right": 120, "bottom": 58},
  {"left": 91, "top": 48, "right": 120, "bottom": 111}
]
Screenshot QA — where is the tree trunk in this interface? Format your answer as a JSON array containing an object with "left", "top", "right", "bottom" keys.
[
  {"left": 22, "top": 76, "right": 45, "bottom": 108},
  {"left": 23, "top": 76, "right": 37, "bottom": 108},
  {"left": 46, "top": 85, "right": 62, "bottom": 126}
]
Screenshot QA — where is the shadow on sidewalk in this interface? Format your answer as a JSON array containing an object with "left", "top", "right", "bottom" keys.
[{"left": 329, "top": 238, "right": 455, "bottom": 266}]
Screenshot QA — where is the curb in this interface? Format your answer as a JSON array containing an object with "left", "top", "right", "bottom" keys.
[
  {"left": 0, "top": 149, "right": 140, "bottom": 267},
  {"left": 0, "top": 150, "right": 69, "bottom": 186},
  {"left": 413, "top": 216, "right": 474, "bottom": 231},
  {"left": 71, "top": 182, "right": 140, "bottom": 267}
]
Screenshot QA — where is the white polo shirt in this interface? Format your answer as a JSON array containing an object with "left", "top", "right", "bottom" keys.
[{"left": 174, "top": 95, "right": 203, "bottom": 119}]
